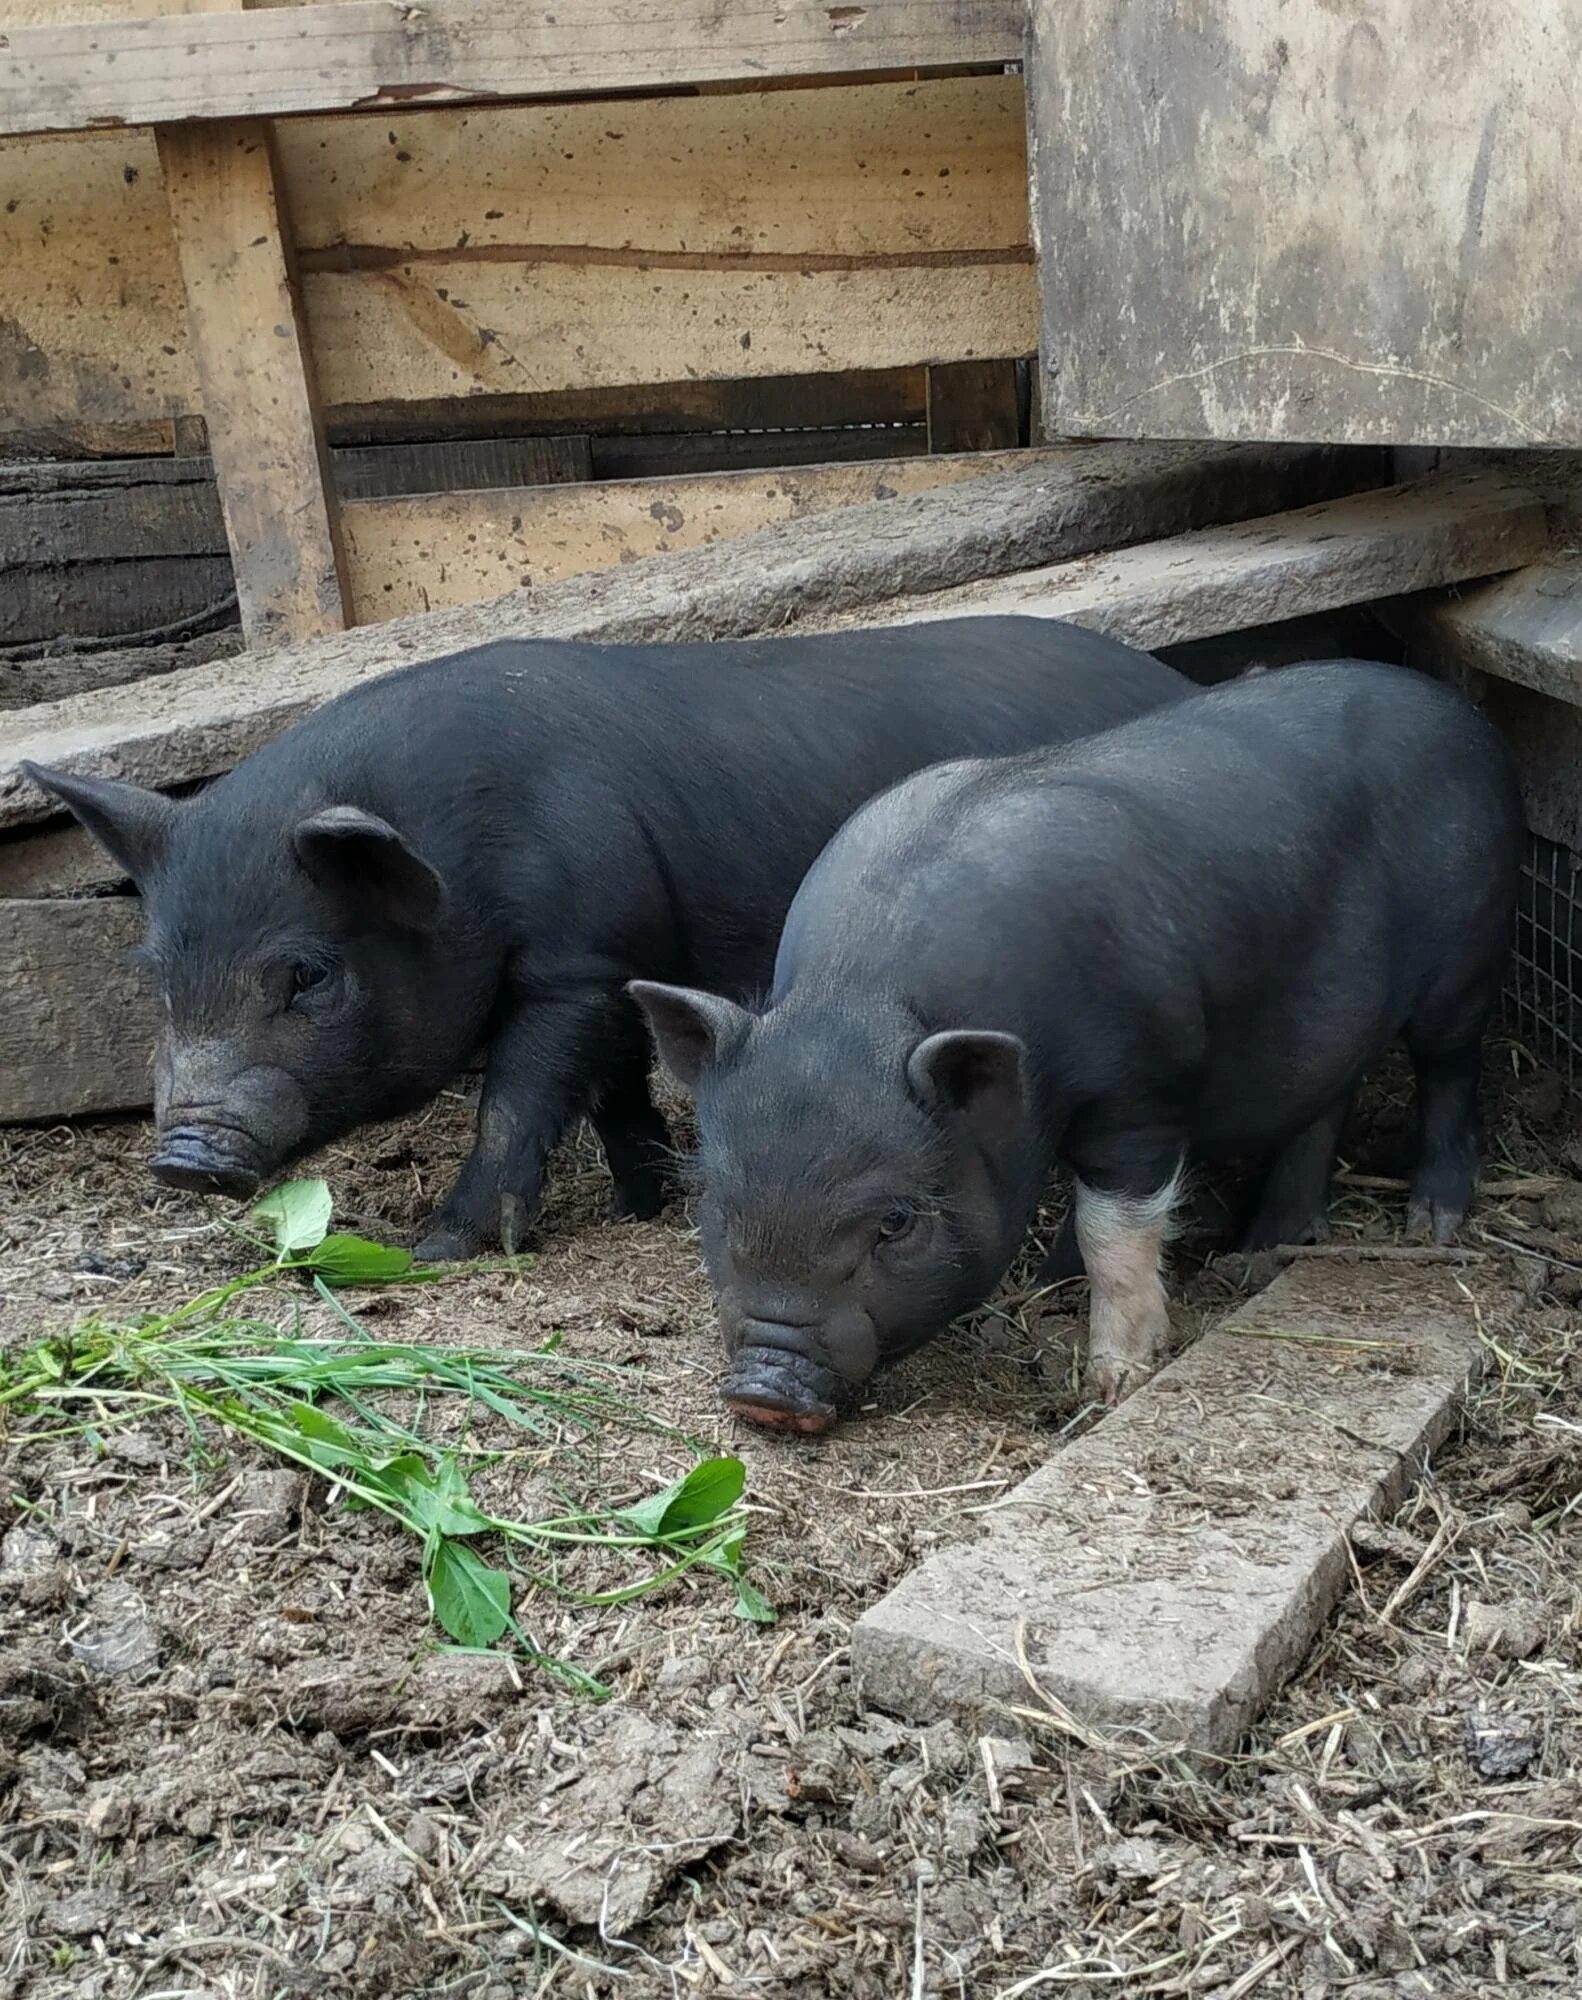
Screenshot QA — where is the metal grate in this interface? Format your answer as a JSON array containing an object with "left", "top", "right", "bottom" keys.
[{"left": 1509, "top": 829, "right": 1582, "bottom": 1082}]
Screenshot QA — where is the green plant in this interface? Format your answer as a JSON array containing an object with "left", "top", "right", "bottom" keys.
[{"left": 2, "top": 1179, "right": 772, "bottom": 1688}]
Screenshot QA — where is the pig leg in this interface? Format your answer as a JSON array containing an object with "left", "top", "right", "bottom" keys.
[
  {"left": 1072, "top": 1147, "right": 1184, "bottom": 1405},
  {"left": 1404, "top": 1034, "right": 1484, "bottom": 1243},
  {"left": 588, "top": 1043, "right": 677, "bottom": 1223},
  {"left": 1239, "top": 1095, "right": 1351, "bottom": 1251},
  {"left": 415, "top": 994, "right": 618, "bottom": 1260},
  {"left": 1035, "top": 1206, "right": 1085, "bottom": 1285}
]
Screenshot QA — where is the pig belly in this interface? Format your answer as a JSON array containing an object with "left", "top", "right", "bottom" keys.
[{"left": 1186, "top": 1009, "right": 1397, "bottom": 1160}]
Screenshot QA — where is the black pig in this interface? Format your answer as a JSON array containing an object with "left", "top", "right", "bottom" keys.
[
  {"left": 632, "top": 660, "right": 1521, "bottom": 1432},
  {"left": 25, "top": 618, "right": 1188, "bottom": 1257}
]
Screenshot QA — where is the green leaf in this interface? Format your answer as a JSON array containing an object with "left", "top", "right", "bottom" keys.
[
  {"left": 253, "top": 1178, "right": 333, "bottom": 1255},
  {"left": 619, "top": 1456, "right": 746, "bottom": 1540},
  {"left": 296, "top": 1234, "right": 415, "bottom": 1286},
  {"left": 427, "top": 1537, "right": 511, "bottom": 1647},
  {"left": 364, "top": 1452, "right": 491, "bottom": 1538},
  {"left": 732, "top": 1574, "right": 778, "bottom": 1624}
]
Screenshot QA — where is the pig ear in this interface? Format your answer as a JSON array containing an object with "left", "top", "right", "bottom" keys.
[
  {"left": 21, "top": 762, "right": 177, "bottom": 886},
  {"left": 294, "top": 805, "right": 447, "bottom": 932},
  {"left": 907, "top": 1030, "right": 1029, "bottom": 1142},
  {"left": 628, "top": 981, "right": 751, "bottom": 1091}
]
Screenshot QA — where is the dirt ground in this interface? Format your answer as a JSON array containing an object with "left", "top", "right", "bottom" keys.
[{"left": 1, "top": 1043, "right": 1579, "bottom": 2000}]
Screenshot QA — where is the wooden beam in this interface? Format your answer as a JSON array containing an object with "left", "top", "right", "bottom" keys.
[
  {"left": 0, "top": 0, "right": 1026, "bottom": 139},
  {"left": 925, "top": 359, "right": 1023, "bottom": 454},
  {"left": 156, "top": 118, "right": 350, "bottom": 647},
  {"left": 1399, "top": 561, "right": 1582, "bottom": 708},
  {"left": 0, "top": 442, "right": 1384, "bottom": 833},
  {"left": 825, "top": 471, "right": 1554, "bottom": 646},
  {"left": 339, "top": 448, "right": 1040, "bottom": 620},
  {"left": 0, "top": 898, "right": 152, "bottom": 1123}
]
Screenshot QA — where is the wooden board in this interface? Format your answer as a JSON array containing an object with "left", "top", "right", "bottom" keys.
[
  {"left": 0, "top": 0, "right": 1025, "bottom": 135},
  {"left": 0, "top": 441, "right": 1384, "bottom": 833},
  {"left": 926, "top": 359, "right": 1021, "bottom": 455},
  {"left": 0, "top": 897, "right": 153, "bottom": 1122},
  {"left": 339, "top": 449, "right": 1038, "bottom": 619},
  {"left": 1030, "top": 0, "right": 1582, "bottom": 447},
  {"left": 1405, "top": 563, "right": 1582, "bottom": 709},
  {"left": 818, "top": 472, "right": 1555, "bottom": 646},
  {"left": 0, "top": 77, "right": 1034, "bottom": 444},
  {"left": 157, "top": 118, "right": 349, "bottom": 646}
]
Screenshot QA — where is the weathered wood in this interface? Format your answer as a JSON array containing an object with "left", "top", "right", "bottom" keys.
[
  {"left": 817, "top": 472, "right": 1555, "bottom": 648},
  {"left": 0, "top": 0, "right": 1026, "bottom": 136},
  {"left": 0, "top": 80, "right": 1032, "bottom": 444},
  {"left": 331, "top": 435, "right": 589, "bottom": 501},
  {"left": 1407, "top": 562, "right": 1582, "bottom": 708},
  {"left": 1031, "top": 0, "right": 1582, "bottom": 447},
  {"left": 0, "top": 898, "right": 153, "bottom": 1123},
  {"left": 925, "top": 359, "right": 1022, "bottom": 455},
  {"left": 0, "top": 444, "right": 1384, "bottom": 832},
  {"left": 0, "top": 557, "right": 236, "bottom": 649},
  {"left": 157, "top": 118, "right": 350, "bottom": 646},
  {"left": 340, "top": 449, "right": 1042, "bottom": 619}
]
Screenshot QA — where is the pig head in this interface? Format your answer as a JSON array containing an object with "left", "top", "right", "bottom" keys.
[
  {"left": 25, "top": 763, "right": 473, "bottom": 1199},
  {"left": 631, "top": 980, "right": 1043, "bottom": 1432}
]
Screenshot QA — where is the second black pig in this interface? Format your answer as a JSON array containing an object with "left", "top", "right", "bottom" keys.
[
  {"left": 633, "top": 660, "right": 1522, "bottom": 1432},
  {"left": 24, "top": 617, "right": 1188, "bottom": 1256}
]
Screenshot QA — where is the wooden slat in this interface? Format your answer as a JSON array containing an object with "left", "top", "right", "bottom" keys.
[
  {"left": 340, "top": 449, "right": 1038, "bottom": 619},
  {"left": 1401, "top": 561, "right": 1582, "bottom": 709},
  {"left": 0, "top": 78, "right": 1032, "bottom": 445},
  {"left": 925, "top": 359, "right": 1023, "bottom": 454},
  {"left": 0, "top": 442, "right": 1384, "bottom": 832},
  {"left": 156, "top": 118, "right": 349, "bottom": 646},
  {"left": 0, "top": 0, "right": 1027, "bottom": 138},
  {"left": 822, "top": 472, "right": 1555, "bottom": 646},
  {"left": 0, "top": 898, "right": 152, "bottom": 1123}
]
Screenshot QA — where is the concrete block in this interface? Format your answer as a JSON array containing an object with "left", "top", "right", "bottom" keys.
[{"left": 852, "top": 1261, "right": 1483, "bottom": 1754}]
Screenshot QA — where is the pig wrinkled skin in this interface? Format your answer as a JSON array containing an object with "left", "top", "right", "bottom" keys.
[
  {"left": 633, "top": 660, "right": 1523, "bottom": 1433},
  {"left": 24, "top": 618, "right": 1189, "bottom": 1257}
]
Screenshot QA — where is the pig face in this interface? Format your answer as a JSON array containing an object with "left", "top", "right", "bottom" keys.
[
  {"left": 631, "top": 982, "right": 1036, "bottom": 1433},
  {"left": 25, "top": 765, "right": 454, "bottom": 1200}
]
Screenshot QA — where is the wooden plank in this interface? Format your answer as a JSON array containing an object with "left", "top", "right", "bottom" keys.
[
  {"left": 156, "top": 118, "right": 350, "bottom": 646},
  {"left": 0, "top": 556, "right": 236, "bottom": 648},
  {"left": 0, "top": 0, "right": 1026, "bottom": 137},
  {"left": 0, "top": 79, "right": 1032, "bottom": 444},
  {"left": 925, "top": 359, "right": 1022, "bottom": 454},
  {"left": 1029, "top": 0, "right": 1582, "bottom": 447},
  {"left": 331, "top": 434, "right": 589, "bottom": 500},
  {"left": 0, "top": 442, "right": 1385, "bottom": 832},
  {"left": 825, "top": 472, "right": 1555, "bottom": 647},
  {"left": 0, "top": 898, "right": 153, "bottom": 1122},
  {"left": 1405, "top": 562, "right": 1582, "bottom": 709},
  {"left": 340, "top": 449, "right": 1039, "bottom": 619}
]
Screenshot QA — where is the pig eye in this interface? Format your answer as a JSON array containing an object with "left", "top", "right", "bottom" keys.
[
  {"left": 289, "top": 960, "right": 330, "bottom": 1001},
  {"left": 877, "top": 1206, "right": 918, "bottom": 1245}
]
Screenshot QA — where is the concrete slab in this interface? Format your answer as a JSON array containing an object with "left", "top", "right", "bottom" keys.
[{"left": 852, "top": 1261, "right": 1484, "bottom": 1754}]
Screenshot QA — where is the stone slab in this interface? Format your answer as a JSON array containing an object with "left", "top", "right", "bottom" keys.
[{"left": 852, "top": 1261, "right": 1483, "bottom": 1754}]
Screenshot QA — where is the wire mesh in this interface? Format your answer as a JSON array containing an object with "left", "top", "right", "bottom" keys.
[{"left": 1509, "top": 829, "right": 1582, "bottom": 1083}]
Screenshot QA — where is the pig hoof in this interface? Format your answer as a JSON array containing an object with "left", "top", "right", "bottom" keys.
[
  {"left": 413, "top": 1224, "right": 484, "bottom": 1264},
  {"left": 1086, "top": 1358, "right": 1153, "bottom": 1407},
  {"left": 1404, "top": 1201, "right": 1464, "bottom": 1247}
]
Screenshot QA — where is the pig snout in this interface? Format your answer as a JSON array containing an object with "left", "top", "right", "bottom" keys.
[
  {"left": 151, "top": 1126, "right": 263, "bottom": 1199},
  {"left": 152, "top": 1037, "right": 310, "bottom": 1200},
  {"left": 717, "top": 1307, "right": 879, "bottom": 1436}
]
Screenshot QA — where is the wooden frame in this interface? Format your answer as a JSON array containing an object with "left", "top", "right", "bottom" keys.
[{"left": 0, "top": 0, "right": 1025, "bottom": 137}]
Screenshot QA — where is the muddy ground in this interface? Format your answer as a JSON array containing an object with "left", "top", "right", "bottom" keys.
[{"left": 1, "top": 1045, "right": 1579, "bottom": 2000}]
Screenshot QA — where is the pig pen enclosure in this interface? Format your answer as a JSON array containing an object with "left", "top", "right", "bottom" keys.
[{"left": 3, "top": 3, "right": 1582, "bottom": 1996}]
